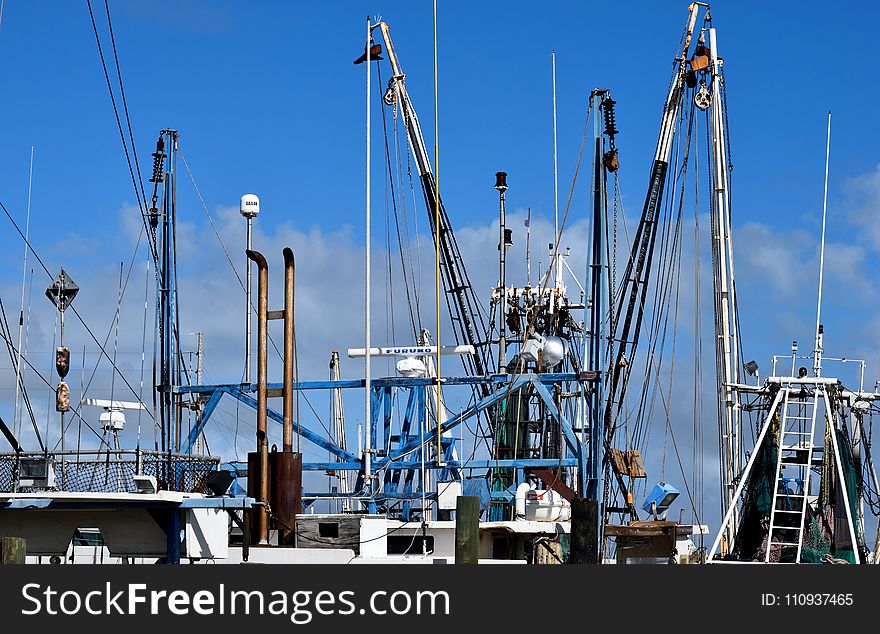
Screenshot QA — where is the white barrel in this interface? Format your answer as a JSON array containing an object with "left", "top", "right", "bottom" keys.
[{"left": 524, "top": 489, "right": 571, "bottom": 522}]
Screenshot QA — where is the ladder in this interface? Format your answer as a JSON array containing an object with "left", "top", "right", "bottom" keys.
[{"left": 765, "top": 384, "right": 822, "bottom": 563}]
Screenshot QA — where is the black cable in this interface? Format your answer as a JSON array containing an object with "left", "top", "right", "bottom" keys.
[
  {"left": 85, "top": 0, "right": 158, "bottom": 265},
  {"left": 0, "top": 198, "right": 154, "bottom": 422},
  {"left": 102, "top": 0, "right": 148, "bottom": 213},
  {"left": 0, "top": 310, "right": 104, "bottom": 445},
  {"left": 0, "top": 294, "right": 42, "bottom": 449}
]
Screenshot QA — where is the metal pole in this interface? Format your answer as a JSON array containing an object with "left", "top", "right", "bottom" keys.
[
  {"left": 708, "top": 27, "right": 740, "bottom": 543},
  {"left": 433, "top": 1, "right": 443, "bottom": 468},
  {"left": 587, "top": 91, "right": 606, "bottom": 505},
  {"left": 246, "top": 249, "right": 269, "bottom": 544},
  {"left": 13, "top": 146, "right": 34, "bottom": 439},
  {"left": 496, "top": 172, "right": 508, "bottom": 371},
  {"left": 283, "top": 248, "right": 295, "bottom": 453},
  {"left": 59, "top": 308, "right": 65, "bottom": 458},
  {"left": 364, "top": 16, "right": 373, "bottom": 501},
  {"left": 245, "top": 217, "right": 253, "bottom": 385},
  {"left": 196, "top": 332, "right": 203, "bottom": 386},
  {"left": 814, "top": 112, "right": 831, "bottom": 378},
  {"left": 551, "top": 51, "right": 559, "bottom": 282}
]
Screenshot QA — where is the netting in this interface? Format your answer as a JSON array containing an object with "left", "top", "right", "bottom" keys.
[{"left": 0, "top": 451, "right": 220, "bottom": 494}]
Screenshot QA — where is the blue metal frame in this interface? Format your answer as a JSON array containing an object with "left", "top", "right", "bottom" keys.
[{"left": 174, "top": 372, "right": 595, "bottom": 514}]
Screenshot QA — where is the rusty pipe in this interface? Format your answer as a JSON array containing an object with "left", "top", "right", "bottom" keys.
[
  {"left": 246, "top": 249, "right": 269, "bottom": 543},
  {"left": 283, "top": 247, "right": 295, "bottom": 453}
]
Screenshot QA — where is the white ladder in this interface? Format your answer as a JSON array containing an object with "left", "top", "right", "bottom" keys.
[{"left": 765, "top": 384, "right": 822, "bottom": 563}]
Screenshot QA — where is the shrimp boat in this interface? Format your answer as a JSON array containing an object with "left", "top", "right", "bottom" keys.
[{"left": 2, "top": 3, "right": 874, "bottom": 565}]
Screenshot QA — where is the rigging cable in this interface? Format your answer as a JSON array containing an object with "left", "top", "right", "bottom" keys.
[
  {"left": 13, "top": 146, "right": 35, "bottom": 439},
  {"left": 85, "top": 0, "right": 157, "bottom": 265},
  {"left": 0, "top": 199, "right": 155, "bottom": 427},
  {"left": 102, "top": 0, "right": 148, "bottom": 212},
  {"left": 0, "top": 294, "right": 42, "bottom": 449}
]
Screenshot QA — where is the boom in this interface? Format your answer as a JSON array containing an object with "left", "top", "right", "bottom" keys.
[{"left": 371, "top": 22, "right": 494, "bottom": 381}]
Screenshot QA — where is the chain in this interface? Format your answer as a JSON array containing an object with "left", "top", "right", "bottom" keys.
[{"left": 720, "top": 64, "right": 733, "bottom": 173}]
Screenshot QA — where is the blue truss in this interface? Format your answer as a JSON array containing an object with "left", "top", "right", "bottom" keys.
[{"left": 173, "top": 372, "right": 597, "bottom": 515}]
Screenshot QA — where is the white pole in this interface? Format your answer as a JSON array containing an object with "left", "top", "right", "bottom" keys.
[
  {"left": 814, "top": 112, "right": 831, "bottom": 378},
  {"left": 13, "top": 146, "right": 34, "bottom": 438},
  {"left": 526, "top": 207, "right": 532, "bottom": 287},
  {"left": 551, "top": 51, "right": 560, "bottom": 285},
  {"left": 245, "top": 217, "right": 253, "bottom": 384},
  {"left": 709, "top": 27, "right": 740, "bottom": 543},
  {"left": 364, "top": 16, "right": 373, "bottom": 499}
]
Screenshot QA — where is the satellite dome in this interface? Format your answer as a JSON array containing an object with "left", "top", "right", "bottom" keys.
[{"left": 240, "top": 193, "right": 260, "bottom": 218}]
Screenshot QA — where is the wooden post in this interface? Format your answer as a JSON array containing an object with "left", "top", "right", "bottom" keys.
[
  {"left": 569, "top": 498, "right": 599, "bottom": 564},
  {"left": 0, "top": 537, "right": 26, "bottom": 564},
  {"left": 455, "top": 495, "right": 480, "bottom": 565}
]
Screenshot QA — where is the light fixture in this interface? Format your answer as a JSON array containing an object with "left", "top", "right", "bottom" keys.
[
  {"left": 641, "top": 482, "right": 679, "bottom": 520},
  {"left": 133, "top": 475, "right": 158, "bottom": 494}
]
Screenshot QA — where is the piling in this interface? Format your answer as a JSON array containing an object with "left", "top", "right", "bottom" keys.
[
  {"left": 569, "top": 498, "right": 599, "bottom": 564},
  {"left": 454, "top": 495, "right": 480, "bottom": 564},
  {"left": 0, "top": 537, "right": 26, "bottom": 564}
]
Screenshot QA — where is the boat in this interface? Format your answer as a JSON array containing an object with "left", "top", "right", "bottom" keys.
[{"left": 0, "top": 2, "right": 875, "bottom": 566}]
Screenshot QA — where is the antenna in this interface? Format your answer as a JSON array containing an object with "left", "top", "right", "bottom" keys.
[
  {"left": 13, "top": 146, "right": 34, "bottom": 439},
  {"left": 814, "top": 112, "right": 831, "bottom": 377},
  {"left": 551, "top": 51, "right": 559, "bottom": 284}
]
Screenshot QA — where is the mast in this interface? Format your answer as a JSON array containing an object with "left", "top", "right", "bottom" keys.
[
  {"left": 813, "top": 112, "right": 831, "bottom": 377},
  {"left": 586, "top": 90, "right": 612, "bottom": 502},
  {"left": 495, "top": 172, "right": 509, "bottom": 370},
  {"left": 707, "top": 23, "right": 743, "bottom": 545},
  {"left": 329, "top": 350, "right": 351, "bottom": 511},
  {"left": 13, "top": 146, "right": 34, "bottom": 439},
  {"left": 147, "top": 129, "right": 180, "bottom": 469},
  {"left": 603, "top": 3, "right": 701, "bottom": 519}
]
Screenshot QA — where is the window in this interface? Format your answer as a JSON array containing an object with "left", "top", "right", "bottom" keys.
[
  {"left": 387, "top": 535, "right": 434, "bottom": 555},
  {"left": 318, "top": 522, "right": 339, "bottom": 538},
  {"left": 72, "top": 529, "right": 104, "bottom": 547}
]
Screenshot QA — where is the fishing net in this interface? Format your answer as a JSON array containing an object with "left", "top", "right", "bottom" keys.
[{"left": 0, "top": 451, "right": 220, "bottom": 494}]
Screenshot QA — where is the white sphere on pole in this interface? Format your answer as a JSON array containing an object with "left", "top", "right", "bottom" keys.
[{"left": 240, "top": 193, "right": 260, "bottom": 219}]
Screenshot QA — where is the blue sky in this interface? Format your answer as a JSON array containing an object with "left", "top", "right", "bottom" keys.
[{"left": 0, "top": 1, "right": 879, "bottom": 535}]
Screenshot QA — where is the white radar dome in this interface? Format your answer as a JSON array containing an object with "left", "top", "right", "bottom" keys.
[
  {"left": 240, "top": 193, "right": 260, "bottom": 218},
  {"left": 396, "top": 357, "right": 428, "bottom": 378}
]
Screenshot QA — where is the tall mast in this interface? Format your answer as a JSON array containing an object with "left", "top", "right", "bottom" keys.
[
  {"left": 495, "top": 172, "right": 509, "bottom": 370},
  {"left": 13, "top": 146, "right": 34, "bottom": 439},
  {"left": 148, "top": 129, "right": 179, "bottom": 463},
  {"left": 603, "top": 3, "right": 701, "bottom": 520},
  {"left": 708, "top": 23, "right": 742, "bottom": 544},
  {"left": 813, "top": 112, "right": 831, "bottom": 377},
  {"left": 586, "top": 90, "right": 611, "bottom": 505},
  {"left": 364, "top": 16, "right": 373, "bottom": 503}
]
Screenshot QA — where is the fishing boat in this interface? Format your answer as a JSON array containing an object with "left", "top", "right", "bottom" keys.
[{"left": 0, "top": 2, "right": 875, "bottom": 566}]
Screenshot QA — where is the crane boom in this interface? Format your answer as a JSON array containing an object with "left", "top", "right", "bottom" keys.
[
  {"left": 602, "top": 3, "right": 702, "bottom": 518},
  {"left": 372, "top": 22, "right": 494, "bottom": 381}
]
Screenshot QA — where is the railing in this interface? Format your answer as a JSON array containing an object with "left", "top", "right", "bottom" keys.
[{"left": 0, "top": 449, "right": 220, "bottom": 494}]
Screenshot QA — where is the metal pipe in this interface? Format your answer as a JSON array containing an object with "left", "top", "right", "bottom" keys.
[
  {"left": 496, "top": 172, "right": 508, "bottom": 371},
  {"left": 245, "top": 217, "right": 253, "bottom": 384},
  {"left": 246, "top": 248, "right": 269, "bottom": 543},
  {"left": 283, "top": 247, "right": 295, "bottom": 453},
  {"left": 364, "top": 16, "right": 373, "bottom": 503},
  {"left": 814, "top": 112, "right": 832, "bottom": 377}
]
